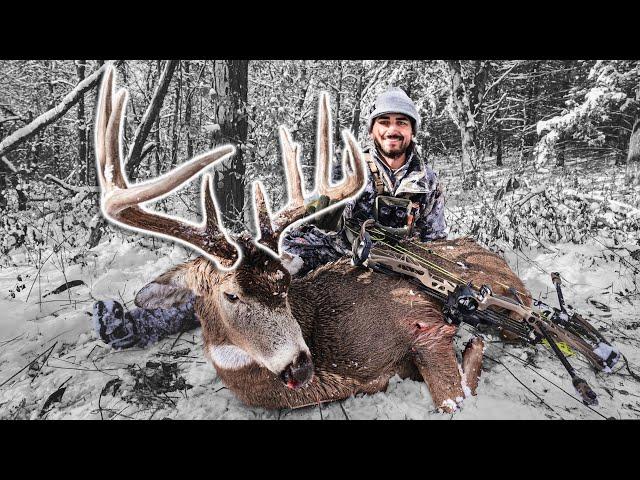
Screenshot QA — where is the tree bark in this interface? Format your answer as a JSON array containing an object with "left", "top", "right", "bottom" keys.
[
  {"left": 76, "top": 60, "right": 88, "bottom": 185},
  {"left": 496, "top": 113, "right": 503, "bottom": 167},
  {"left": 210, "top": 60, "right": 249, "bottom": 228},
  {"left": 169, "top": 64, "right": 181, "bottom": 171},
  {"left": 447, "top": 60, "right": 485, "bottom": 189},
  {"left": 350, "top": 61, "right": 365, "bottom": 135},
  {"left": 628, "top": 117, "right": 640, "bottom": 163},
  {"left": 184, "top": 61, "right": 193, "bottom": 159},
  {"left": 555, "top": 61, "right": 573, "bottom": 167}
]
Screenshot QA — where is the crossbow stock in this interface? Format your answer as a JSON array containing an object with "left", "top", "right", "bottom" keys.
[{"left": 347, "top": 219, "right": 621, "bottom": 406}]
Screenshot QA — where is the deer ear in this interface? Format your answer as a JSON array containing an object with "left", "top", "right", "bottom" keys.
[{"left": 135, "top": 264, "right": 195, "bottom": 309}]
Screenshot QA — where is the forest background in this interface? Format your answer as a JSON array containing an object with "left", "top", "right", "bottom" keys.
[{"left": 2, "top": 60, "right": 639, "bottom": 258}]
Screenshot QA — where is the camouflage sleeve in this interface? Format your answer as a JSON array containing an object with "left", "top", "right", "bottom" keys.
[
  {"left": 341, "top": 197, "right": 356, "bottom": 221},
  {"left": 341, "top": 174, "right": 376, "bottom": 223},
  {"left": 414, "top": 181, "right": 447, "bottom": 241}
]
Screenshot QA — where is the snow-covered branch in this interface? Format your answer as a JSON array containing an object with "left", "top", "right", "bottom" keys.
[
  {"left": 514, "top": 187, "right": 547, "bottom": 208},
  {"left": 2, "top": 156, "right": 17, "bottom": 173},
  {"left": 563, "top": 188, "right": 640, "bottom": 219},
  {"left": 0, "top": 64, "right": 108, "bottom": 159},
  {"left": 0, "top": 116, "right": 23, "bottom": 125},
  {"left": 44, "top": 174, "right": 100, "bottom": 194}
]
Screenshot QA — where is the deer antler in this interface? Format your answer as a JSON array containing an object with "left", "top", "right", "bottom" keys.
[
  {"left": 96, "top": 65, "right": 240, "bottom": 269},
  {"left": 253, "top": 92, "right": 367, "bottom": 256}
]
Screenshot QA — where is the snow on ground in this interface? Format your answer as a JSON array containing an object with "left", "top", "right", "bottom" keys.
[
  {"left": 1, "top": 155, "right": 640, "bottom": 420},
  {"left": 1, "top": 229, "right": 639, "bottom": 420}
]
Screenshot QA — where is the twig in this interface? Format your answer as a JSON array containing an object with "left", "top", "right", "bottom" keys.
[
  {"left": 0, "top": 342, "right": 58, "bottom": 389},
  {"left": 170, "top": 327, "right": 187, "bottom": 351},
  {"left": 98, "top": 387, "right": 105, "bottom": 420},
  {"left": 25, "top": 249, "right": 56, "bottom": 303},
  {"left": 622, "top": 354, "right": 640, "bottom": 383},
  {"left": 494, "top": 345, "right": 609, "bottom": 420},
  {"left": 484, "top": 354, "right": 561, "bottom": 417},
  {"left": 0, "top": 333, "right": 25, "bottom": 348},
  {"left": 44, "top": 174, "right": 100, "bottom": 194},
  {"left": 110, "top": 404, "right": 131, "bottom": 420},
  {"left": 29, "top": 342, "right": 58, "bottom": 384},
  {"left": 339, "top": 401, "right": 350, "bottom": 420}
]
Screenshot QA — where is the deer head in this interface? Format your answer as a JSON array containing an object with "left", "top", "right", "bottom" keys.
[{"left": 95, "top": 64, "right": 366, "bottom": 389}]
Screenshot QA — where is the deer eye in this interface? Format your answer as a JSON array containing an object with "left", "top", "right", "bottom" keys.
[{"left": 224, "top": 292, "right": 239, "bottom": 303}]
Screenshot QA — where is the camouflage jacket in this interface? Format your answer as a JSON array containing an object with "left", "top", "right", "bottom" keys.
[{"left": 342, "top": 143, "right": 447, "bottom": 241}]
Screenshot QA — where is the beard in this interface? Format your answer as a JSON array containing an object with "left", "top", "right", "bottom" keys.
[{"left": 373, "top": 136, "right": 410, "bottom": 160}]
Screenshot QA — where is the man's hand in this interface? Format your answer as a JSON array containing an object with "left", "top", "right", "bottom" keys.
[
  {"left": 305, "top": 195, "right": 331, "bottom": 214},
  {"left": 304, "top": 195, "right": 345, "bottom": 231}
]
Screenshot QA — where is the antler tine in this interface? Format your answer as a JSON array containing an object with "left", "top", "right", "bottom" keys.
[
  {"left": 315, "top": 93, "right": 366, "bottom": 201},
  {"left": 96, "top": 64, "right": 240, "bottom": 270},
  {"left": 252, "top": 180, "right": 279, "bottom": 253},
  {"left": 279, "top": 126, "right": 304, "bottom": 207},
  {"left": 316, "top": 92, "right": 332, "bottom": 197},
  {"left": 255, "top": 92, "right": 367, "bottom": 257},
  {"left": 104, "top": 88, "right": 129, "bottom": 192},
  {"left": 202, "top": 173, "right": 222, "bottom": 231},
  {"left": 335, "top": 129, "right": 367, "bottom": 200},
  {"left": 96, "top": 68, "right": 127, "bottom": 191}
]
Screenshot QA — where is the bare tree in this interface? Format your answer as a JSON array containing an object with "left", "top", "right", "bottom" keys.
[
  {"left": 125, "top": 60, "right": 178, "bottom": 180},
  {"left": 447, "top": 60, "right": 488, "bottom": 188}
]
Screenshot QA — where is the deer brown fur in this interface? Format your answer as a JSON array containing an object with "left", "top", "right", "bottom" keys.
[
  {"left": 137, "top": 247, "right": 474, "bottom": 411},
  {"left": 133, "top": 234, "right": 528, "bottom": 412}
]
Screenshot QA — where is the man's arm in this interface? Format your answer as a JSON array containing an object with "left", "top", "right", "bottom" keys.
[
  {"left": 414, "top": 182, "right": 447, "bottom": 241},
  {"left": 341, "top": 175, "right": 377, "bottom": 224}
]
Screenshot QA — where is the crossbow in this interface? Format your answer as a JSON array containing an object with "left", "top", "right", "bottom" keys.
[{"left": 345, "top": 218, "right": 621, "bottom": 406}]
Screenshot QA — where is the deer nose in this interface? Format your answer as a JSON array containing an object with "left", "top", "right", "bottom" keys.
[{"left": 280, "top": 351, "right": 314, "bottom": 390}]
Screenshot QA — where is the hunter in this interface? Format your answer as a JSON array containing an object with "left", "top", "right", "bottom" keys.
[
  {"left": 93, "top": 87, "right": 448, "bottom": 348},
  {"left": 282, "top": 86, "right": 447, "bottom": 276}
]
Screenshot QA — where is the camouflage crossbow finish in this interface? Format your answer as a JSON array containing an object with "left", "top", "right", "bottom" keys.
[{"left": 347, "top": 218, "right": 621, "bottom": 406}]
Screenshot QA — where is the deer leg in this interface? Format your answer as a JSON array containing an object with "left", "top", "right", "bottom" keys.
[
  {"left": 461, "top": 336, "right": 484, "bottom": 395},
  {"left": 411, "top": 322, "right": 465, "bottom": 413}
]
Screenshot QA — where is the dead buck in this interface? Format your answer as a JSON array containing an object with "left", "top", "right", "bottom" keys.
[{"left": 96, "top": 66, "right": 525, "bottom": 413}]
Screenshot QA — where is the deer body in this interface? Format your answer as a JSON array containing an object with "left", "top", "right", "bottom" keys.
[{"left": 153, "top": 255, "right": 465, "bottom": 411}]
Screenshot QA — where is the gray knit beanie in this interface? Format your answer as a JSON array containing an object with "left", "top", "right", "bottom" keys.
[{"left": 367, "top": 87, "right": 421, "bottom": 134}]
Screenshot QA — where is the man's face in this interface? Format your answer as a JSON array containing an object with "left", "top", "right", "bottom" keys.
[{"left": 370, "top": 114, "right": 413, "bottom": 160}]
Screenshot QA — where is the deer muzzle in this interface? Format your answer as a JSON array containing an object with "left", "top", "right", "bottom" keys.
[{"left": 280, "top": 351, "right": 314, "bottom": 390}]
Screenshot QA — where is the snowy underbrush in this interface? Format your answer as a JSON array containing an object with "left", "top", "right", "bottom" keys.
[
  {"left": 1, "top": 232, "right": 639, "bottom": 420},
  {"left": 1, "top": 157, "right": 640, "bottom": 419}
]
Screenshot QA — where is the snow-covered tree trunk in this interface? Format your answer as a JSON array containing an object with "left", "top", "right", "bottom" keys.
[
  {"left": 210, "top": 60, "right": 249, "bottom": 229},
  {"left": 184, "top": 61, "right": 193, "bottom": 159},
  {"left": 629, "top": 118, "right": 640, "bottom": 163},
  {"left": 76, "top": 60, "right": 88, "bottom": 185},
  {"left": 350, "top": 61, "right": 365, "bottom": 136},
  {"left": 447, "top": 60, "right": 486, "bottom": 189}
]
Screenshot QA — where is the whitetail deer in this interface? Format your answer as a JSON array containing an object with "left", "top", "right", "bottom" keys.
[{"left": 96, "top": 66, "right": 518, "bottom": 413}]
